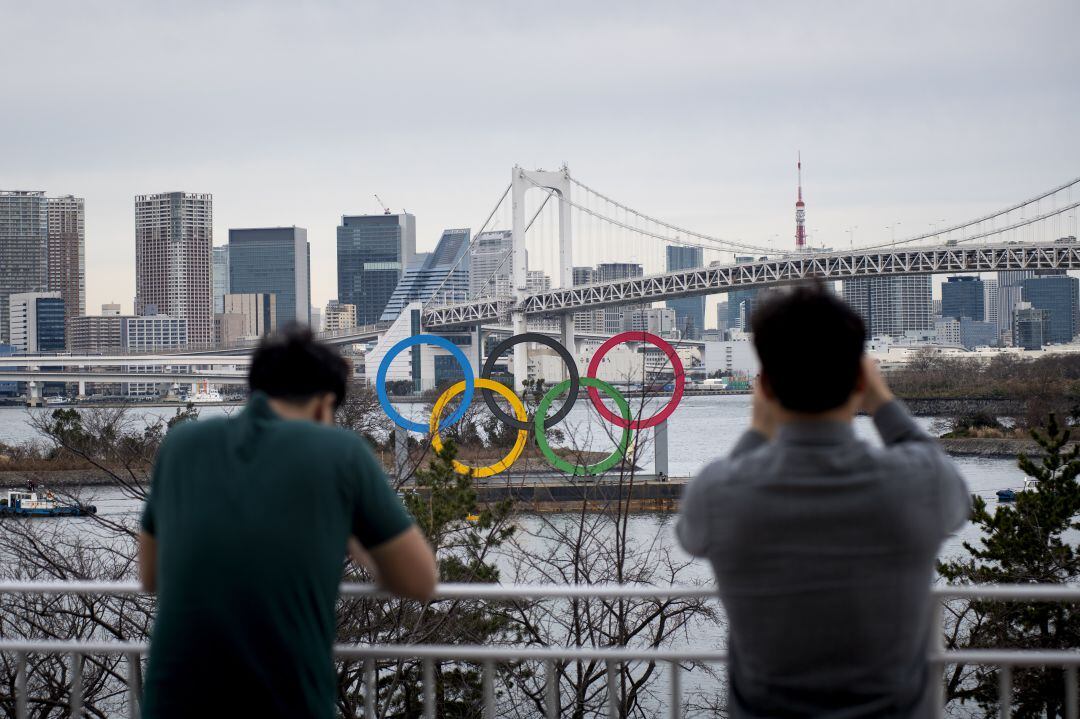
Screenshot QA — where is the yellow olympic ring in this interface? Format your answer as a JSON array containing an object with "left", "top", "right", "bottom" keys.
[{"left": 430, "top": 378, "right": 529, "bottom": 478}]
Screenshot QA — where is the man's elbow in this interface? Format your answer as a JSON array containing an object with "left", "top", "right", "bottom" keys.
[{"left": 397, "top": 570, "right": 437, "bottom": 602}]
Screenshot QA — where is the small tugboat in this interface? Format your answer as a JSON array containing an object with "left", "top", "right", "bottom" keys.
[{"left": 0, "top": 483, "right": 96, "bottom": 517}]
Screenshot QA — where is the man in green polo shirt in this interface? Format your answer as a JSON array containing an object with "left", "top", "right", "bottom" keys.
[{"left": 138, "top": 327, "right": 437, "bottom": 718}]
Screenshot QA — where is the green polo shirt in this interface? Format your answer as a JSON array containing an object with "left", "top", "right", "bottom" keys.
[{"left": 140, "top": 392, "right": 413, "bottom": 719}]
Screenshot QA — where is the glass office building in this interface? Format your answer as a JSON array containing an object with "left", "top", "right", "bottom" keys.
[
  {"left": 1021, "top": 273, "right": 1079, "bottom": 345},
  {"left": 941, "top": 276, "right": 984, "bottom": 320},
  {"left": 380, "top": 228, "right": 470, "bottom": 323},
  {"left": 665, "top": 245, "right": 705, "bottom": 339},
  {"left": 337, "top": 213, "right": 416, "bottom": 325},
  {"left": 228, "top": 227, "right": 310, "bottom": 328},
  {"left": 0, "top": 191, "right": 48, "bottom": 344},
  {"left": 212, "top": 245, "right": 230, "bottom": 315},
  {"left": 9, "top": 292, "right": 65, "bottom": 353}
]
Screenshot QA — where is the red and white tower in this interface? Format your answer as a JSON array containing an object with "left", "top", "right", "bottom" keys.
[{"left": 795, "top": 152, "right": 807, "bottom": 250}]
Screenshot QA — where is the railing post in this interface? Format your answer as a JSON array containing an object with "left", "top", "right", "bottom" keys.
[
  {"left": 1066, "top": 665, "right": 1078, "bottom": 719},
  {"left": 545, "top": 659, "right": 558, "bottom": 719},
  {"left": 607, "top": 661, "right": 618, "bottom": 719},
  {"left": 483, "top": 659, "right": 495, "bottom": 718},
  {"left": 15, "top": 651, "right": 27, "bottom": 719},
  {"left": 70, "top": 652, "right": 83, "bottom": 718},
  {"left": 669, "top": 660, "right": 681, "bottom": 719},
  {"left": 423, "top": 658, "right": 435, "bottom": 719},
  {"left": 998, "top": 666, "right": 1012, "bottom": 719},
  {"left": 126, "top": 651, "right": 141, "bottom": 719},
  {"left": 364, "top": 657, "right": 376, "bottom": 719},
  {"left": 930, "top": 597, "right": 945, "bottom": 719}
]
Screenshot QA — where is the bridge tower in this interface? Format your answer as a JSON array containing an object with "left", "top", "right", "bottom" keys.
[{"left": 511, "top": 166, "right": 573, "bottom": 390}]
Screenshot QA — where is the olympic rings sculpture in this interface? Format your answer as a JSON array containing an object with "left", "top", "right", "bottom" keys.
[{"left": 376, "top": 331, "right": 686, "bottom": 477}]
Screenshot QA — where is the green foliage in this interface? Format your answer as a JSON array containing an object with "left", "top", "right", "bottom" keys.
[{"left": 938, "top": 413, "right": 1080, "bottom": 717}]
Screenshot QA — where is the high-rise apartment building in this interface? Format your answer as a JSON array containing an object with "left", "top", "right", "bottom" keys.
[
  {"left": 842, "top": 275, "right": 933, "bottom": 337},
  {"left": 212, "top": 246, "right": 229, "bottom": 315},
  {"left": 71, "top": 314, "right": 124, "bottom": 353},
  {"left": 324, "top": 300, "right": 357, "bottom": 332},
  {"left": 1021, "top": 273, "right": 1079, "bottom": 345},
  {"left": 665, "top": 246, "right": 705, "bottom": 339},
  {"left": 9, "top": 292, "right": 65, "bottom": 353},
  {"left": 941, "top": 276, "right": 984, "bottom": 321},
  {"left": 46, "top": 195, "right": 85, "bottom": 337},
  {"left": 469, "top": 230, "right": 514, "bottom": 298},
  {"left": 228, "top": 227, "right": 311, "bottom": 328},
  {"left": 380, "top": 228, "right": 470, "bottom": 323},
  {"left": 596, "top": 262, "right": 644, "bottom": 334},
  {"left": 0, "top": 191, "right": 48, "bottom": 344},
  {"left": 134, "top": 192, "right": 213, "bottom": 346},
  {"left": 337, "top": 213, "right": 416, "bottom": 325},
  {"left": 572, "top": 266, "right": 604, "bottom": 334}
]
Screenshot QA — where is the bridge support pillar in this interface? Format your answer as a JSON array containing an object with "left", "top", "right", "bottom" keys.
[
  {"left": 395, "top": 424, "right": 409, "bottom": 481},
  {"left": 654, "top": 420, "right": 669, "bottom": 479},
  {"left": 471, "top": 325, "right": 483, "bottom": 375},
  {"left": 77, "top": 381, "right": 86, "bottom": 400}
]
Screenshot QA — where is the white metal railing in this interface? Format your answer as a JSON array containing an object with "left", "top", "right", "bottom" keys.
[{"left": 1, "top": 582, "right": 1078, "bottom": 719}]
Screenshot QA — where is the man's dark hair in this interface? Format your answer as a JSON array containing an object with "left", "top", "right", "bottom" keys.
[
  {"left": 248, "top": 325, "right": 350, "bottom": 409},
  {"left": 751, "top": 284, "right": 866, "bottom": 413}
]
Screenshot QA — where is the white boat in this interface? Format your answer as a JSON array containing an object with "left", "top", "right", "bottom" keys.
[
  {"left": 44, "top": 396, "right": 68, "bottom": 406},
  {"left": 188, "top": 381, "right": 223, "bottom": 404}
]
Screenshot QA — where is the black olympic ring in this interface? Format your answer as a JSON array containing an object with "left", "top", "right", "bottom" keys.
[{"left": 479, "top": 332, "right": 580, "bottom": 431}]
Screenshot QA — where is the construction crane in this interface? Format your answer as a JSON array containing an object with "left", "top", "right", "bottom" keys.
[{"left": 373, "top": 194, "right": 391, "bottom": 215}]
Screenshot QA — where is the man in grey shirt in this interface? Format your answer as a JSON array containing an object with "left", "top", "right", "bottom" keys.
[{"left": 677, "top": 286, "right": 970, "bottom": 718}]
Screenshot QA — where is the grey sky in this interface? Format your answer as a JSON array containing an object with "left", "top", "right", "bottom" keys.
[{"left": 3, "top": 0, "right": 1078, "bottom": 315}]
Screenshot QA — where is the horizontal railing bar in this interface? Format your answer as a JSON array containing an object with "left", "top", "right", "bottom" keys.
[
  {"left": 1, "top": 640, "right": 1078, "bottom": 666},
  {"left": 2, "top": 581, "right": 1079, "bottom": 601}
]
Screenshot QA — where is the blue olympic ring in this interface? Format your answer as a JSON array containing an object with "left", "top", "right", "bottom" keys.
[{"left": 376, "top": 334, "right": 475, "bottom": 433}]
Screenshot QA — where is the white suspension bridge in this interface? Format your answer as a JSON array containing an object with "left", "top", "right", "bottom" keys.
[{"left": 5, "top": 165, "right": 1079, "bottom": 396}]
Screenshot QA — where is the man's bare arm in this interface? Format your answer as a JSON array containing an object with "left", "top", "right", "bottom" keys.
[
  {"left": 138, "top": 531, "right": 157, "bottom": 593},
  {"left": 349, "top": 526, "right": 437, "bottom": 602}
]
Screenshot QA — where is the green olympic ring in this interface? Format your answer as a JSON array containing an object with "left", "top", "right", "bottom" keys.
[{"left": 533, "top": 377, "right": 633, "bottom": 476}]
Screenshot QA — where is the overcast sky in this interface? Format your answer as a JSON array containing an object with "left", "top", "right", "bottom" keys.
[{"left": 3, "top": 1, "right": 1078, "bottom": 317}]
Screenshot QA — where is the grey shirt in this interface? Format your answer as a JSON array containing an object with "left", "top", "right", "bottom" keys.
[{"left": 676, "top": 401, "right": 970, "bottom": 718}]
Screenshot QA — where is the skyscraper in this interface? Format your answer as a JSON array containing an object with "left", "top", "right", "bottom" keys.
[
  {"left": 212, "top": 245, "right": 230, "bottom": 315},
  {"left": 135, "top": 192, "right": 213, "bottom": 346},
  {"left": 380, "top": 228, "right": 470, "bottom": 323},
  {"left": 842, "top": 275, "right": 933, "bottom": 337},
  {"left": 46, "top": 195, "right": 85, "bottom": 338},
  {"left": 596, "top": 262, "right": 644, "bottom": 334},
  {"left": 0, "top": 191, "right": 48, "bottom": 344},
  {"left": 337, "top": 213, "right": 416, "bottom": 325},
  {"left": 983, "top": 278, "right": 999, "bottom": 334},
  {"left": 665, "top": 246, "right": 705, "bottom": 339},
  {"left": 572, "top": 266, "right": 604, "bottom": 334},
  {"left": 469, "top": 230, "right": 514, "bottom": 298},
  {"left": 941, "top": 276, "right": 984, "bottom": 321},
  {"left": 228, "top": 227, "right": 311, "bottom": 328},
  {"left": 1021, "top": 273, "right": 1079, "bottom": 345}
]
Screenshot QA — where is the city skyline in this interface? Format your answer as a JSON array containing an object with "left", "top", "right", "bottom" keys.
[{"left": 2, "top": 2, "right": 1078, "bottom": 315}]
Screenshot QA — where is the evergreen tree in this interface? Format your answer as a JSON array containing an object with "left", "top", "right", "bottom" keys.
[{"left": 938, "top": 414, "right": 1080, "bottom": 718}]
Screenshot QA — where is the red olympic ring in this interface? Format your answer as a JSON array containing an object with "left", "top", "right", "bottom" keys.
[{"left": 585, "top": 331, "right": 685, "bottom": 430}]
